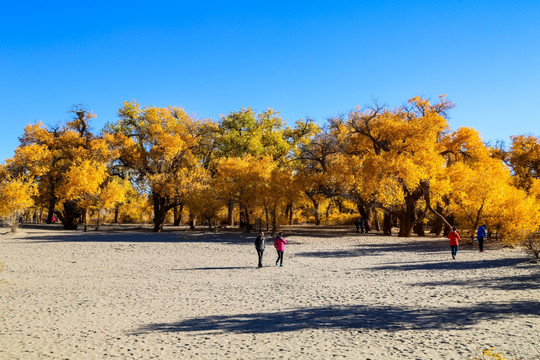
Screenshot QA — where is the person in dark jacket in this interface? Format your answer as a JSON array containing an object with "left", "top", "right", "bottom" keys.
[
  {"left": 477, "top": 224, "right": 487, "bottom": 252},
  {"left": 255, "top": 231, "right": 265, "bottom": 268},
  {"left": 354, "top": 218, "right": 361, "bottom": 233}
]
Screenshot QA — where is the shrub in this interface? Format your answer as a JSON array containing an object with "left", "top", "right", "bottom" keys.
[{"left": 524, "top": 233, "right": 540, "bottom": 260}]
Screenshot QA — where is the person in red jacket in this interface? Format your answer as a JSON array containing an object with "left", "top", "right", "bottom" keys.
[
  {"left": 274, "top": 232, "right": 287, "bottom": 267},
  {"left": 448, "top": 227, "right": 460, "bottom": 260}
]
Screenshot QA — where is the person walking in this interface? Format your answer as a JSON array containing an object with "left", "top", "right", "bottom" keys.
[
  {"left": 354, "top": 218, "right": 361, "bottom": 233},
  {"left": 274, "top": 232, "right": 287, "bottom": 267},
  {"left": 477, "top": 224, "right": 487, "bottom": 252},
  {"left": 364, "top": 218, "right": 370, "bottom": 233},
  {"left": 255, "top": 231, "right": 265, "bottom": 268},
  {"left": 448, "top": 227, "right": 460, "bottom": 260}
]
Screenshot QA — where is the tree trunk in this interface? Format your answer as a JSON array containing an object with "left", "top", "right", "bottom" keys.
[
  {"left": 372, "top": 207, "right": 381, "bottom": 232},
  {"left": 243, "top": 206, "right": 251, "bottom": 233},
  {"left": 314, "top": 204, "right": 321, "bottom": 225},
  {"left": 356, "top": 202, "right": 372, "bottom": 232},
  {"left": 173, "top": 203, "right": 183, "bottom": 226},
  {"left": 308, "top": 196, "right": 321, "bottom": 225},
  {"left": 413, "top": 220, "right": 425, "bottom": 236},
  {"left": 325, "top": 203, "right": 331, "bottom": 220},
  {"left": 152, "top": 193, "right": 170, "bottom": 232},
  {"left": 397, "top": 184, "right": 425, "bottom": 237},
  {"left": 288, "top": 200, "right": 294, "bottom": 225},
  {"left": 420, "top": 180, "right": 454, "bottom": 237},
  {"left": 383, "top": 211, "right": 392, "bottom": 236},
  {"left": 429, "top": 205, "right": 445, "bottom": 235},
  {"left": 95, "top": 210, "right": 100, "bottom": 231},
  {"left": 471, "top": 202, "right": 485, "bottom": 243},
  {"left": 46, "top": 198, "right": 57, "bottom": 224},
  {"left": 189, "top": 211, "right": 196, "bottom": 230},
  {"left": 430, "top": 217, "right": 443, "bottom": 235},
  {"left": 337, "top": 198, "right": 344, "bottom": 213},
  {"left": 60, "top": 200, "right": 83, "bottom": 230},
  {"left": 10, "top": 213, "right": 18, "bottom": 233},
  {"left": 83, "top": 208, "right": 88, "bottom": 232},
  {"left": 442, "top": 214, "right": 454, "bottom": 237},
  {"left": 271, "top": 203, "right": 277, "bottom": 236},
  {"left": 397, "top": 199, "right": 417, "bottom": 238},
  {"left": 114, "top": 206, "right": 119, "bottom": 223},
  {"left": 397, "top": 213, "right": 413, "bottom": 237},
  {"left": 264, "top": 206, "right": 270, "bottom": 232},
  {"left": 227, "top": 200, "right": 235, "bottom": 226}
]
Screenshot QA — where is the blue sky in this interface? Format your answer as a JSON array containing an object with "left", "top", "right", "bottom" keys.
[{"left": 1, "top": 0, "right": 539, "bottom": 162}]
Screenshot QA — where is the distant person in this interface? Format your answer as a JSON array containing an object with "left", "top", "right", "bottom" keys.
[
  {"left": 274, "top": 232, "right": 287, "bottom": 267},
  {"left": 354, "top": 218, "right": 361, "bottom": 233},
  {"left": 360, "top": 217, "right": 365, "bottom": 233},
  {"left": 364, "top": 218, "right": 370, "bottom": 233},
  {"left": 448, "top": 227, "right": 460, "bottom": 260},
  {"left": 477, "top": 224, "right": 487, "bottom": 252},
  {"left": 255, "top": 231, "right": 265, "bottom": 268}
]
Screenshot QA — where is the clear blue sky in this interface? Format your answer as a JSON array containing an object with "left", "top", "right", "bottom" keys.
[{"left": 1, "top": 0, "right": 539, "bottom": 162}]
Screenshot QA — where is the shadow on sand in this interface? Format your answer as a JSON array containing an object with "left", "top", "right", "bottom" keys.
[
  {"left": 20, "top": 229, "right": 258, "bottom": 245},
  {"left": 416, "top": 273, "right": 540, "bottom": 291},
  {"left": 130, "top": 300, "right": 540, "bottom": 335},
  {"left": 171, "top": 266, "right": 253, "bottom": 271},
  {"left": 18, "top": 224, "right": 445, "bottom": 245},
  {"left": 295, "top": 239, "right": 448, "bottom": 258},
  {"left": 367, "top": 257, "right": 530, "bottom": 271}
]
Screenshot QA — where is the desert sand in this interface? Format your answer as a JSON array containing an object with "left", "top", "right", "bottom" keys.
[{"left": 1, "top": 225, "right": 539, "bottom": 359}]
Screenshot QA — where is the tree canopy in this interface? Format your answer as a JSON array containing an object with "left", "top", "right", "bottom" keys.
[{"left": 2, "top": 97, "right": 538, "bottom": 246}]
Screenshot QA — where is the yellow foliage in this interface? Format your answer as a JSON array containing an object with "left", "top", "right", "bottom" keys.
[
  {"left": 59, "top": 160, "right": 108, "bottom": 204},
  {"left": 507, "top": 135, "right": 540, "bottom": 191},
  {"left": 444, "top": 137, "right": 540, "bottom": 244},
  {"left": 215, "top": 155, "right": 274, "bottom": 209},
  {"left": 344, "top": 96, "right": 451, "bottom": 213},
  {"left": 0, "top": 165, "right": 36, "bottom": 219},
  {"left": 3, "top": 97, "right": 537, "bottom": 238}
]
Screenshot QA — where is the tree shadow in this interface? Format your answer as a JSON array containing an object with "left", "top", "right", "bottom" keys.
[
  {"left": 295, "top": 240, "right": 448, "bottom": 258},
  {"left": 295, "top": 250, "right": 361, "bottom": 258},
  {"left": 172, "top": 266, "right": 253, "bottom": 271},
  {"left": 279, "top": 225, "right": 364, "bottom": 238},
  {"left": 21, "top": 231, "right": 259, "bottom": 245},
  {"left": 368, "top": 258, "right": 530, "bottom": 271},
  {"left": 130, "top": 300, "right": 540, "bottom": 335},
  {"left": 416, "top": 274, "right": 540, "bottom": 291},
  {"left": 22, "top": 227, "right": 339, "bottom": 246}
]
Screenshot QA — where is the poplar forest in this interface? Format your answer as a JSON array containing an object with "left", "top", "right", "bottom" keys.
[{"left": 1, "top": 96, "right": 539, "bottom": 248}]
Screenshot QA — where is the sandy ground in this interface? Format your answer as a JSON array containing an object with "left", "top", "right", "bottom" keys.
[{"left": 1, "top": 225, "right": 539, "bottom": 360}]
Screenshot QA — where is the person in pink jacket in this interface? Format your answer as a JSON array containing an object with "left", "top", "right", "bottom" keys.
[{"left": 274, "top": 232, "right": 287, "bottom": 267}]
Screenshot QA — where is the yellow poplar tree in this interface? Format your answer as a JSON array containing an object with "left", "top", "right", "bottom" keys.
[
  {"left": 8, "top": 108, "right": 110, "bottom": 229},
  {"left": 343, "top": 96, "right": 454, "bottom": 237},
  {"left": 441, "top": 127, "right": 540, "bottom": 245},
  {"left": 0, "top": 165, "right": 36, "bottom": 231},
  {"left": 215, "top": 155, "right": 273, "bottom": 232},
  {"left": 105, "top": 101, "right": 209, "bottom": 232}
]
